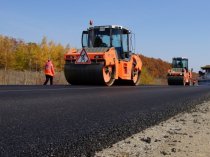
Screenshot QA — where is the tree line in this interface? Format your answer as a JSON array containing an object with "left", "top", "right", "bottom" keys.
[
  {"left": 139, "top": 54, "right": 171, "bottom": 80},
  {"left": 0, "top": 35, "right": 171, "bottom": 84},
  {"left": 0, "top": 35, "right": 69, "bottom": 72}
]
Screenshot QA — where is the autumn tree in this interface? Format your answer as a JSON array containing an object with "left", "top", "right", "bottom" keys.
[{"left": 0, "top": 36, "right": 16, "bottom": 70}]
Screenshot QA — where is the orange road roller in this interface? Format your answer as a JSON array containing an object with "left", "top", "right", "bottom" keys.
[
  {"left": 167, "top": 57, "right": 193, "bottom": 86},
  {"left": 64, "top": 25, "right": 142, "bottom": 86}
]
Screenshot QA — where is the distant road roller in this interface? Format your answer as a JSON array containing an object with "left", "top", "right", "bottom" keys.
[
  {"left": 167, "top": 57, "right": 193, "bottom": 86},
  {"left": 64, "top": 25, "right": 142, "bottom": 86}
]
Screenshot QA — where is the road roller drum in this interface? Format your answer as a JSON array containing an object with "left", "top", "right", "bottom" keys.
[{"left": 167, "top": 76, "right": 185, "bottom": 85}]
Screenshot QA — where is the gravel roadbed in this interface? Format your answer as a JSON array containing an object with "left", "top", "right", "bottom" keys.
[{"left": 95, "top": 101, "right": 210, "bottom": 157}]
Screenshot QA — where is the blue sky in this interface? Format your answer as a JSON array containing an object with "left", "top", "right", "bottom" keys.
[{"left": 0, "top": 0, "right": 210, "bottom": 71}]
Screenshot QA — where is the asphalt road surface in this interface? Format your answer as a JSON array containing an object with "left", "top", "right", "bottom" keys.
[{"left": 0, "top": 85, "right": 210, "bottom": 156}]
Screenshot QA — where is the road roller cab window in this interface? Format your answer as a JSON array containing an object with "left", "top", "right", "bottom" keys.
[
  {"left": 182, "top": 59, "right": 188, "bottom": 70},
  {"left": 172, "top": 58, "right": 188, "bottom": 70},
  {"left": 82, "top": 31, "right": 88, "bottom": 47},
  {"left": 111, "top": 28, "right": 123, "bottom": 58},
  {"left": 122, "top": 29, "right": 131, "bottom": 59},
  {"left": 82, "top": 26, "right": 132, "bottom": 58},
  {"left": 88, "top": 27, "right": 111, "bottom": 48}
]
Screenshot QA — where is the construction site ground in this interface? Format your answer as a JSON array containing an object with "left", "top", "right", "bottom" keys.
[{"left": 95, "top": 101, "right": 210, "bottom": 157}]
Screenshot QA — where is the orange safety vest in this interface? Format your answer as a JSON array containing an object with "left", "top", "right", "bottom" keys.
[{"left": 44, "top": 61, "right": 55, "bottom": 76}]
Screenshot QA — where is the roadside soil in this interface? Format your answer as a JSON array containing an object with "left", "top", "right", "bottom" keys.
[{"left": 95, "top": 101, "right": 210, "bottom": 157}]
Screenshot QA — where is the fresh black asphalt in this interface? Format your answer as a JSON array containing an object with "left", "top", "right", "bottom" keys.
[{"left": 0, "top": 85, "right": 210, "bottom": 156}]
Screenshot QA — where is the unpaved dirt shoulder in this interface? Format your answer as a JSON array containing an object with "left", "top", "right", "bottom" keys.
[{"left": 95, "top": 101, "right": 210, "bottom": 157}]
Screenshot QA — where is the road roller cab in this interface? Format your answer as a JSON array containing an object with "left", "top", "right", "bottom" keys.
[
  {"left": 64, "top": 25, "right": 142, "bottom": 86},
  {"left": 167, "top": 57, "right": 193, "bottom": 86}
]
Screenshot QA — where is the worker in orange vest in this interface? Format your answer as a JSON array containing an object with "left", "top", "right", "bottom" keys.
[{"left": 43, "top": 59, "right": 55, "bottom": 85}]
